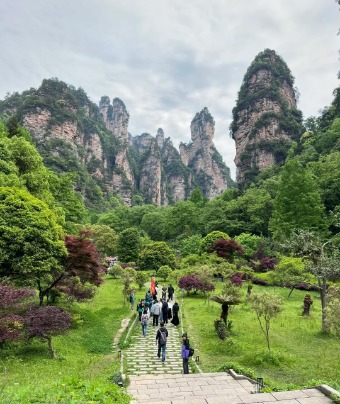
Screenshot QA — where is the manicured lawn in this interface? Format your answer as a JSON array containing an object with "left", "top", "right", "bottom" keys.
[
  {"left": 0, "top": 278, "right": 132, "bottom": 403},
  {"left": 179, "top": 281, "right": 340, "bottom": 390}
]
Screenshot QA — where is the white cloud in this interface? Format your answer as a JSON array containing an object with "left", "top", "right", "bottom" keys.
[{"left": 0, "top": 0, "right": 339, "bottom": 180}]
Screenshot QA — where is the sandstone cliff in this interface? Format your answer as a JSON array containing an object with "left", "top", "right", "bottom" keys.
[
  {"left": 0, "top": 78, "right": 233, "bottom": 208},
  {"left": 180, "top": 107, "right": 232, "bottom": 198},
  {"left": 231, "top": 49, "right": 303, "bottom": 185}
]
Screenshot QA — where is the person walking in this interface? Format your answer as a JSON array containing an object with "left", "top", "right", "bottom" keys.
[
  {"left": 129, "top": 289, "right": 136, "bottom": 311},
  {"left": 181, "top": 332, "right": 190, "bottom": 374},
  {"left": 137, "top": 299, "right": 144, "bottom": 321},
  {"left": 162, "top": 286, "right": 167, "bottom": 300},
  {"left": 162, "top": 299, "right": 169, "bottom": 324},
  {"left": 153, "top": 299, "right": 161, "bottom": 326},
  {"left": 141, "top": 307, "right": 150, "bottom": 337},
  {"left": 168, "top": 284, "right": 174, "bottom": 301},
  {"left": 171, "top": 301, "right": 180, "bottom": 327},
  {"left": 156, "top": 321, "right": 168, "bottom": 362}
]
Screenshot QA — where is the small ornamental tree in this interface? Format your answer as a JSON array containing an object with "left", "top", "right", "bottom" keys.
[
  {"left": 210, "top": 238, "right": 244, "bottom": 261},
  {"left": 135, "top": 271, "right": 149, "bottom": 290},
  {"left": 25, "top": 306, "right": 72, "bottom": 358},
  {"left": 157, "top": 265, "right": 173, "bottom": 282},
  {"left": 178, "top": 275, "right": 201, "bottom": 296},
  {"left": 269, "top": 256, "right": 309, "bottom": 297},
  {"left": 138, "top": 242, "right": 176, "bottom": 272},
  {"left": 0, "top": 285, "right": 35, "bottom": 345},
  {"left": 38, "top": 230, "right": 104, "bottom": 305},
  {"left": 249, "top": 292, "right": 283, "bottom": 351},
  {"left": 199, "top": 231, "right": 230, "bottom": 254},
  {"left": 210, "top": 282, "right": 242, "bottom": 324}
]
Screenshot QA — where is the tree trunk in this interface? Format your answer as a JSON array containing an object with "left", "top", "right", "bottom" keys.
[
  {"left": 288, "top": 286, "right": 295, "bottom": 298},
  {"left": 44, "top": 335, "right": 57, "bottom": 359},
  {"left": 320, "top": 278, "right": 329, "bottom": 332},
  {"left": 221, "top": 303, "right": 229, "bottom": 324}
]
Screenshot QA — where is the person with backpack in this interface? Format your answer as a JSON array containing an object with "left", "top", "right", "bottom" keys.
[
  {"left": 141, "top": 307, "right": 150, "bottom": 337},
  {"left": 156, "top": 321, "right": 168, "bottom": 362},
  {"left": 181, "top": 332, "right": 190, "bottom": 374}
]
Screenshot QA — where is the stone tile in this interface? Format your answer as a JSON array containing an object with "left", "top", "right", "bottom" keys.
[
  {"left": 301, "top": 389, "right": 326, "bottom": 397},
  {"left": 272, "top": 391, "right": 308, "bottom": 400},
  {"left": 267, "top": 401, "right": 300, "bottom": 404},
  {"left": 297, "top": 397, "right": 334, "bottom": 404},
  {"left": 207, "top": 397, "right": 243, "bottom": 404},
  {"left": 238, "top": 393, "right": 277, "bottom": 403}
]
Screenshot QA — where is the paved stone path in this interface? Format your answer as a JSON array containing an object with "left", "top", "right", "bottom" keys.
[
  {"left": 127, "top": 373, "right": 334, "bottom": 404},
  {"left": 124, "top": 294, "right": 336, "bottom": 404},
  {"left": 125, "top": 321, "right": 183, "bottom": 376}
]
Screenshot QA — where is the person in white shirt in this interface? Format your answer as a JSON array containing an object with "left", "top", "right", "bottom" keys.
[{"left": 152, "top": 300, "right": 161, "bottom": 326}]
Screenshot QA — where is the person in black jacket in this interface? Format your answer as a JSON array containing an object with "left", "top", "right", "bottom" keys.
[
  {"left": 162, "top": 300, "right": 169, "bottom": 324},
  {"left": 156, "top": 322, "right": 168, "bottom": 362},
  {"left": 171, "top": 301, "right": 180, "bottom": 326},
  {"left": 168, "top": 284, "right": 174, "bottom": 301}
]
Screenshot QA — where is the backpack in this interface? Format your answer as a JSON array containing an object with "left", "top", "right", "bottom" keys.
[
  {"left": 159, "top": 330, "right": 167, "bottom": 345},
  {"left": 189, "top": 347, "right": 194, "bottom": 357}
]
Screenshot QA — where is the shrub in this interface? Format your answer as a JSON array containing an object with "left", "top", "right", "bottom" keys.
[
  {"left": 230, "top": 274, "right": 243, "bottom": 286},
  {"left": 214, "top": 318, "right": 227, "bottom": 340}
]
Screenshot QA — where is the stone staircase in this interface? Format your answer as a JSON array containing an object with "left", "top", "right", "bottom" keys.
[
  {"left": 127, "top": 372, "right": 334, "bottom": 404},
  {"left": 124, "top": 321, "right": 334, "bottom": 404}
]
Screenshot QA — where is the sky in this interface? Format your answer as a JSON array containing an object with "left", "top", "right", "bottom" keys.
[{"left": 0, "top": 0, "right": 339, "bottom": 179}]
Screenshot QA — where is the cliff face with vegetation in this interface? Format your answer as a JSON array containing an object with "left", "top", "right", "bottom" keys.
[
  {"left": 231, "top": 49, "right": 304, "bottom": 185},
  {"left": 180, "top": 107, "right": 233, "bottom": 198},
  {"left": 0, "top": 79, "right": 233, "bottom": 208}
]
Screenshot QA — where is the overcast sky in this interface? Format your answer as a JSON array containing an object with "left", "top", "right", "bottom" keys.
[{"left": 0, "top": 0, "right": 339, "bottom": 179}]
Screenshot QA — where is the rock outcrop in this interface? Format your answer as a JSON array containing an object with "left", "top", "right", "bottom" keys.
[
  {"left": 231, "top": 49, "right": 303, "bottom": 185},
  {"left": 0, "top": 78, "right": 234, "bottom": 208},
  {"left": 180, "top": 107, "right": 232, "bottom": 198}
]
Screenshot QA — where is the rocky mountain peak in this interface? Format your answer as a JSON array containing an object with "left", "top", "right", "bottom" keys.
[
  {"left": 99, "top": 96, "right": 129, "bottom": 144},
  {"left": 231, "top": 49, "right": 303, "bottom": 185},
  {"left": 156, "top": 128, "right": 165, "bottom": 148},
  {"left": 190, "top": 107, "right": 215, "bottom": 144}
]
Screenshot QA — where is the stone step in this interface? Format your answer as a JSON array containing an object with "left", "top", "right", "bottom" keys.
[{"left": 127, "top": 373, "right": 334, "bottom": 404}]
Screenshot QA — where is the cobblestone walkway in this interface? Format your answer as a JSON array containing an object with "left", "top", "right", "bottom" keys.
[{"left": 125, "top": 321, "right": 183, "bottom": 376}]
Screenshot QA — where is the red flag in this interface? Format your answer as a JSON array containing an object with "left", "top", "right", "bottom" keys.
[{"left": 150, "top": 276, "right": 155, "bottom": 295}]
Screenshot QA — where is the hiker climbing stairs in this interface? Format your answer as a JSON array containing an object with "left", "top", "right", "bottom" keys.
[{"left": 125, "top": 321, "right": 183, "bottom": 376}]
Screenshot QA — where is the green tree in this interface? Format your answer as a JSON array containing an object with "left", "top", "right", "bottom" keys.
[
  {"left": 0, "top": 187, "right": 67, "bottom": 287},
  {"left": 179, "top": 234, "right": 202, "bottom": 257},
  {"left": 200, "top": 231, "right": 230, "bottom": 254},
  {"left": 135, "top": 271, "right": 148, "bottom": 290},
  {"left": 164, "top": 201, "right": 202, "bottom": 239},
  {"left": 138, "top": 242, "right": 176, "bottom": 272},
  {"left": 210, "top": 282, "right": 242, "bottom": 324},
  {"left": 116, "top": 227, "right": 141, "bottom": 263},
  {"left": 235, "top": 233, "right": 264, "bottom": 258},
  {"left": 81, "top": 224, "right": 117, "bottom": 258},
  {"left": 269, "top": 158, "right": 327, "bottom": 240},
  {"left": 269, "top": 256, "right": 310, "bottom": 297},
  {"left": 157, "top": 265, "right": 173, "bottom": 281},
  {"left": 140, "top": 211, "right": 166, "bottom": 241},
  {"left": 249, "top": 292, "right": 283, "bottom": 351}
]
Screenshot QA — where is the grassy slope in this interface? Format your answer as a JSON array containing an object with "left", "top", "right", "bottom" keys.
[
  {"left": 180, "top": 282, "right": 340, "bottom": 390},
  {"left": 0, "top": 278, "right": 133, "bottom": 402}
]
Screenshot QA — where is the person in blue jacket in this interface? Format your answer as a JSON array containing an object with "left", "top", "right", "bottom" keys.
[{"left": 181, "top": 332, "right": 190, "bottom": 374}]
